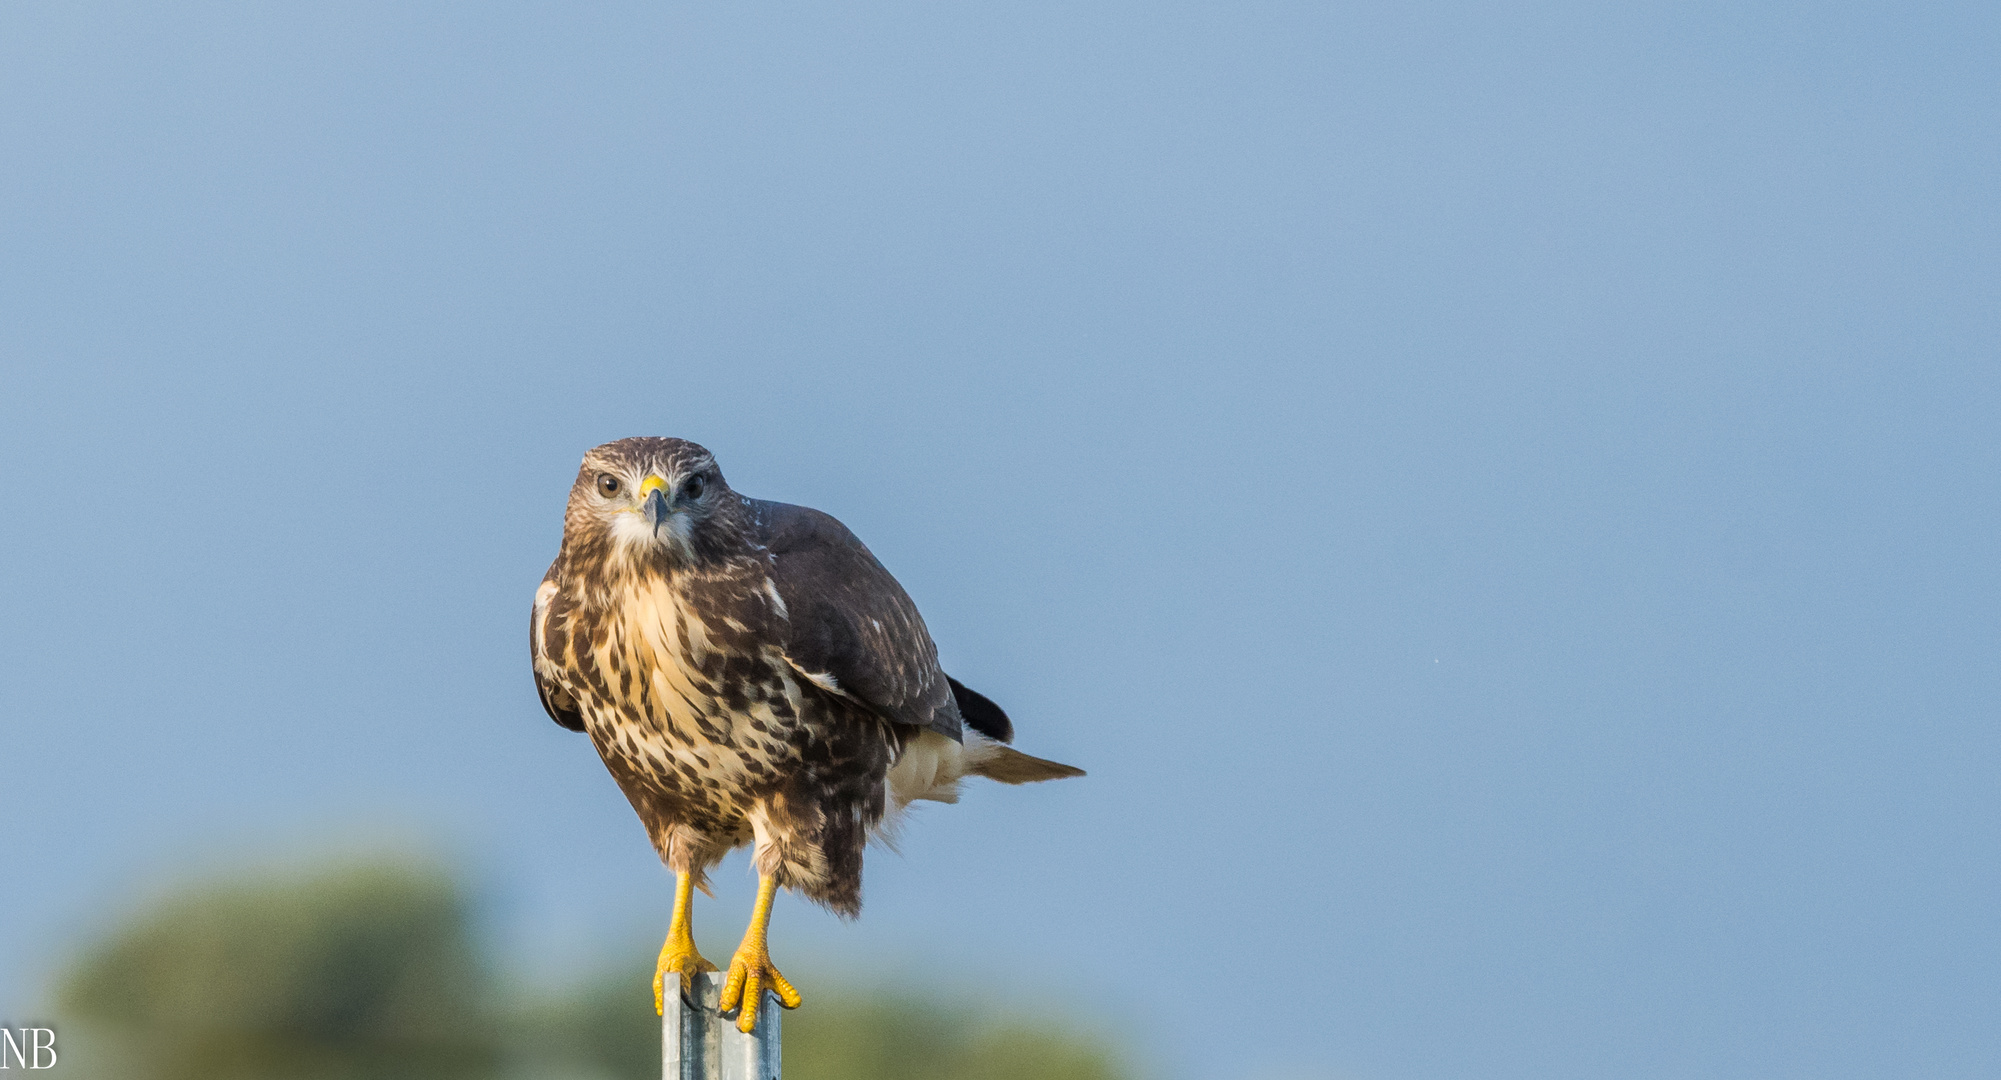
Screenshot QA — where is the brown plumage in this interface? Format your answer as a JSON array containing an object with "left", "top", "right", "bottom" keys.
[{"left": 531, "top": 437, "right": 1081, "bottom": 1021}]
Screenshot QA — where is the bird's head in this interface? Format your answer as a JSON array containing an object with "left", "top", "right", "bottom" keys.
[{"left": 563, "top": 437, "right": 743, "bottom": 572}]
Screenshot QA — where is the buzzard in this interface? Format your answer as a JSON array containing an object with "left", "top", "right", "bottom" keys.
[{"left": 531, "top": 437, "right": 1083, "bottom": 1031}]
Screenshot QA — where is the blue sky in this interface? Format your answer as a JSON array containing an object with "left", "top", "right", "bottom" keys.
[{"left": 2, "top": 3, "right": 1997, "bottom": 1078}]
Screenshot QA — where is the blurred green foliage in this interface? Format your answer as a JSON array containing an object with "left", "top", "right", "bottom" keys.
[
  {"left": 54, "top": 859, "right": 495, "bottom": 1080},
  {"left": 47, "top": 857, "right": 1130, "bottom": 1080},
  {"left": 782, "top": 993, "right": 1128, "bottom": 1080}
]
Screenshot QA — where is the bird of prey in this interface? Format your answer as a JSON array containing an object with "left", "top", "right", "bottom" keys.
[{"left": 531, "top": 437, "right": 1084, "bottom": 1031}]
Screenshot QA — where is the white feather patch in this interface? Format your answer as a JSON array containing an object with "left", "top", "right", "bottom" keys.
[
  {"left": 882, "top": 729, "right": 1011, "bottom": 817},
  {"left": 781, "top": 653, "right": 857, "bottom": 701}
]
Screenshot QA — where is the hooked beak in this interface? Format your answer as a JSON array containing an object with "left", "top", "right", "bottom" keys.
[
  {"left": 639, "top": 475, "right": 673, "bottom": 527},
  {"left": 644, "top": 488, "right": 671, "bottom": 527}
]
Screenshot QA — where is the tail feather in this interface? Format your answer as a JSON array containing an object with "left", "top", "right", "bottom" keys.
[
  {"left": 968, "top": 744, "right": 1086, "bottom": 784},
  {"left": 885, "top": 731, "right": 1085, "bottom": 822}
]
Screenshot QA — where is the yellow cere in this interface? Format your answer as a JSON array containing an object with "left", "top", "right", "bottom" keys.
[{"left": 638, "top": 475, "right": 670, "bottom": 498}]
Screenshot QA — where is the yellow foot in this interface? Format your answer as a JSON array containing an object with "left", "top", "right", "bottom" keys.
[
  {"left": 653, "top": 936, "right": 718, "bottom": 1016},
  {"left": 718, "top": 942, "right": 802, "bottom": 1033}
]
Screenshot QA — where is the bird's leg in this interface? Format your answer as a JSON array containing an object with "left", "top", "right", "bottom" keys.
[
  {"left": 653, "top": 870, "right": 718, "bottom": 1015},
  {"left": 718, "top": 875, "right": 802, "bottom": 1033}
]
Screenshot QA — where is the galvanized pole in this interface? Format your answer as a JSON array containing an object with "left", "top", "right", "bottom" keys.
[{"left": 664, "top": 971, "right": 781, "bottom": 1080}]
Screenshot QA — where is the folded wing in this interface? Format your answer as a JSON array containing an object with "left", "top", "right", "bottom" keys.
[{"left": 750, "top": 499, "right": 963, "bottom": 742}]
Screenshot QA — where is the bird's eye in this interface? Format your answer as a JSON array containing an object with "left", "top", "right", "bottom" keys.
[
  {"left": 682, "top": 475, "right": 707, "bottom": 501},
  {"left": 596, "top": 474, "right": 622, "bottom": 497}
]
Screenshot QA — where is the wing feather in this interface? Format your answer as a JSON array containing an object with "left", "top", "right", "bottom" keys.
[
  {"left": 749, "top": 499, "right": 963, "bottom": 741},
  {"left": 531, "top": 574, "right": 586, "bottom": 732}
]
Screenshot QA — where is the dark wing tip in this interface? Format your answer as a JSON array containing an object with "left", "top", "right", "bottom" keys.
[{"left": 946, "top": 675, "right": 1014, "bottom": 744}]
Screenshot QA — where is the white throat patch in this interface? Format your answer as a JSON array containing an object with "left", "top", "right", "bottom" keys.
[{"left": 609, "top": 506, "right": 697, "bottom": 564}]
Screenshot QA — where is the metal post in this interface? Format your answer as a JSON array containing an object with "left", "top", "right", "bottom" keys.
[{"left": 664, "top": 971, "right": 781, "bottom": 1080}]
